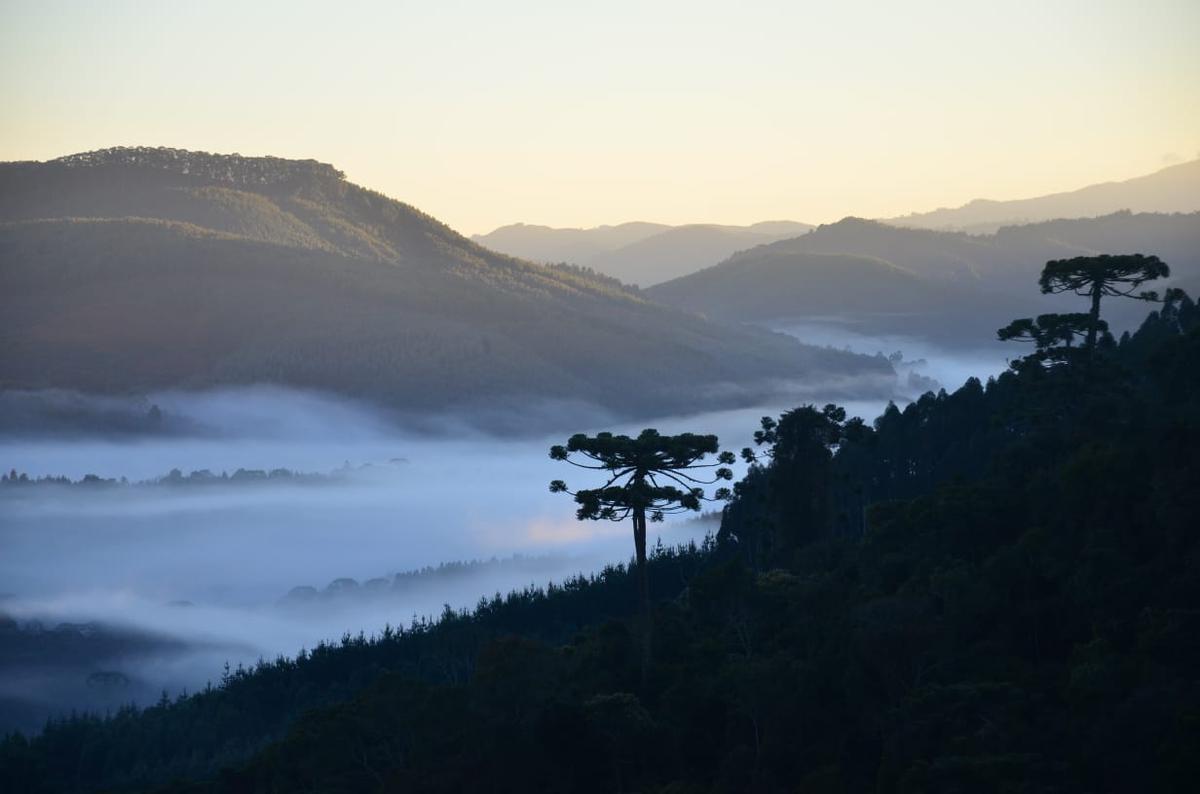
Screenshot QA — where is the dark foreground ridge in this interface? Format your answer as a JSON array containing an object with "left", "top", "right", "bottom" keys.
[{"left": 2, "top": 288, "right": 1197, "bottom": 792}]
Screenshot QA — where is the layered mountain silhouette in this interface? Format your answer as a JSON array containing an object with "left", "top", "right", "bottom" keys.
[
  {"left": 0, "top": 148, "right": 885, "bottom": 423},
  {"left": 472, "top": 220, "right": 813, "bottom": 286},
  {"left": 477, "top": 160, "right": 1199, "bottom": 288},
  {"left": 648, "top": 212, "right": 1200, "bottom": 345},
  {"left": 883, "top": 158, "right": 1200, "bottom": 233},
  {"left": 469, "top": 222, "right": 669, "bottom": 267}
]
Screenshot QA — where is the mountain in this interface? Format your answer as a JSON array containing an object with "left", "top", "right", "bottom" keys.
[
  {"left": 647, "top": 252, "right": 936, "bottom": 320},
  {"left": 0, "top": 148, "right": 885, "bottom": 424},
  {"left": 786, "top": 212, "right": 1200, "bottom": 296},
  {"left": 473, "top": 220, "right": 814, "bottom": 286},
  {"left": 884, "top": 158, "right": 1200, "bottom": 233},
  {"left": 648, "top": 212, "right": 1200, "bottom": 344},
  {"left": 468, "top": 221, "right": 670, "bottom": 266},
  {"left": 584, "top": 222, "right": 817, "bottom": 286},
  {"left": 477, "top": 161, "right": 1199, "bottom": 287}
]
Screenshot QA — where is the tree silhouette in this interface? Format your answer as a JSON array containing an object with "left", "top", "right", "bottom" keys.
[
  {"left": 997, "top": 312, "right": 1106, "bottom": 367},
  {"left": 731, "top": 404, "right": 852, "bottom": 559},
  {"left": 1039, "top": 254, "right": 1169, "bottom": 351},
  {"left": 549, "top": 429, "right": 734, "bottom": 664}
]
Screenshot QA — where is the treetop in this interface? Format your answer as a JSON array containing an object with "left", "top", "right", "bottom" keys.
[
  {"left": 549, "top": 428, "right": 735, "bottom": 522},
  {"left": 550, "top": 429, "right": 729, "bottom": 473},
  {"left": 1039, "top": 253, "right": 1169, "bottom": 300}
]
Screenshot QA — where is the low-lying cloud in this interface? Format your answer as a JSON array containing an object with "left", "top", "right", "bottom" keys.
[{"left": 0, "top": 340, "right": 986, "bottom": 732}]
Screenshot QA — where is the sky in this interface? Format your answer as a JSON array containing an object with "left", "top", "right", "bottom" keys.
[{"left": 1, "top": 0, "right": 1197, "bottom": 235}]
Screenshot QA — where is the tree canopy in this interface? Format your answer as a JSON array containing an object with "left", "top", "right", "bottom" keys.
[
  {"left": 1039, "top": 253, "right": 1170, "bottom": 301},
  {"left": 997, "top": 312, "right": 1108, "bottom": 366},
  {"left": 1038, "top": 253, "right": 1169, "bottom": 349},
  {"left": 550, "top": 430, "right": 734, "bottom": 523}
]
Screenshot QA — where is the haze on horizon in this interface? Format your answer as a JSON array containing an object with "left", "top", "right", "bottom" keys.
[{"left": 1, "top": 0, "right": 1197, "bottom": 236}]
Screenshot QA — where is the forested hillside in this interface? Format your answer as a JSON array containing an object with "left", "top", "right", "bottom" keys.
[
  {"left": 648, "top": 212, "right": 1200, "bottom": 344},
  {"left": 646, "top": 251, "right": 940, "bottom": 320},
  {"left": 0, "top": 148, "right": 877, "bottom": 421},
  {"left": 3, "top": 281, "right": 1196, "bottom": 792}
]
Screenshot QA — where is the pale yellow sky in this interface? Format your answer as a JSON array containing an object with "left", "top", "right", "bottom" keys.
[{"left": 1, "top": 0, "right": 1197, "bottom": 235}]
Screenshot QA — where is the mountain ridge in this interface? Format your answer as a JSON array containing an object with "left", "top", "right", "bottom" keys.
[
  {"left": 882, "top": 158, "right": 1200, "bottom": 233},
  {"left": 0, "top": 148, "right": 887, "bottom": 423},
  {"left": 647, "top": 211, "right": 1200, "bottom": 345},
  {"left": 472, "top": 218, "right": 815, "bottom": 286}
]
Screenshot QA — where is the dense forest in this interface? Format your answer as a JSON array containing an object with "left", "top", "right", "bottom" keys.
[{"left": 1, "top": 266, "right": 1196, "bottom": 791}]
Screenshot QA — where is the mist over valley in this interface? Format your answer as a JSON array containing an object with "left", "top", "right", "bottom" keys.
[
  {"left": 0, "top": 376, "right": 918, "bottom": 734},
  {"left": 1, "top": 8, "right": 1197, "bottom": 781}
]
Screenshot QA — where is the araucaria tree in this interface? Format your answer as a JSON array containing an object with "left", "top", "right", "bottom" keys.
[
  {"left": 997, "top": 312, "right": 1106, "bottom": 367},
  {"left": 549, "top": 429, "right": 734, "bottom": 619},
  {"left": 1039, "top": 254, "right": 1170, "bottom": 351}
]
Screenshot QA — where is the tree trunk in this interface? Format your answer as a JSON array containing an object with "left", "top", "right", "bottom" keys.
[
  {"left": 632, "top": 505, "right": 652, "bottom": 680},
  {"left": 1085, "top": 282, "right": 1103, "bottom": 352}
]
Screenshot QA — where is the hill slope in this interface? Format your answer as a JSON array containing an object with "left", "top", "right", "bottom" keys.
[
  {"left": 884, "top": 158, "right": 1200, "bottom": 233},
  {"left": 0, "top": 148, "right": 885, "bottom": 421},
  {"left": 649, "top": 212, "right": 1200, "bottom": 344},
  {"left": 647, "top": 252, "right": 936, "bottom": 321},
  {"left": 473, "top": 220, "right": 814, "bottom": 286}
]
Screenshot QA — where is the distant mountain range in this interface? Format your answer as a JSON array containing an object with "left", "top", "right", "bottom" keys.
[
  {"left": 477, "top": 160, "right": 1199, "bottom": 289},
  {"left": 0, "top": 147, "right": 886, "bottom": 424},
  {"left": 648, "top": 212, "right": 1200, "bottom": 346},
  {"left": 883, "top": 158, "right": 1200, "bottom": 233},
  {"left": 472, "top": 220, "right": 814, "bottom": 286}
]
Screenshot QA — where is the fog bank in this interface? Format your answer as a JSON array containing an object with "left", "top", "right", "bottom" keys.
[{"left": 0, "top": 351, "right": 980, "bottom": 732}]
